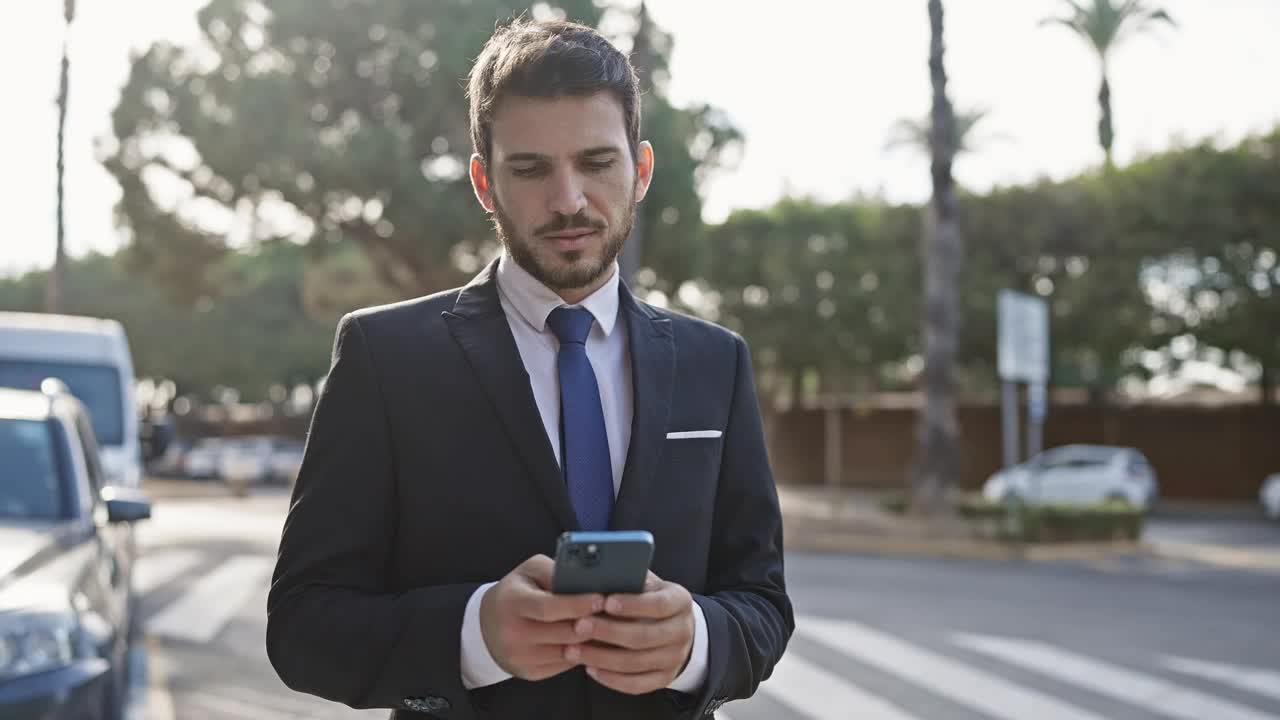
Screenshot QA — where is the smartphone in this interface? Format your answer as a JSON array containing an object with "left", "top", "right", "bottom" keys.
[{"left": 551, "top": 530, "right": 654, "bottom": 595}]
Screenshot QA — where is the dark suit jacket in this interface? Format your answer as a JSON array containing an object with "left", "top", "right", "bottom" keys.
[{"left": 266, "top": 260, "right": 793, "bottom": 719}]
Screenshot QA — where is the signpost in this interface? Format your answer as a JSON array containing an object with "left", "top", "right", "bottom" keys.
[{"left": 997, "top": 290, "right": 1050, "bottom": 469}]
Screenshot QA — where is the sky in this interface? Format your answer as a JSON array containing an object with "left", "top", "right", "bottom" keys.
[{"left": 2, "top": 0, "right": 1278, "bottom": 278}]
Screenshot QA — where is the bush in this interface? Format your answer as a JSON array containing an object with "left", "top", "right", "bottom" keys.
[
  {"left": 878, "top": 492, "right": 1145, "bottom": 543},
  {"left": 964, "top": 497, "right": 1145, "bottom": 543}
]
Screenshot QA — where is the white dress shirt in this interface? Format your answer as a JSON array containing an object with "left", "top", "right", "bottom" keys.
[{"left": 458, "top": 252, "right": 709, "bottom": 693}]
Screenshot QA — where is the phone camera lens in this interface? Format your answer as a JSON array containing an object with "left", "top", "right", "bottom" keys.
[{"left": 583, "top": 544, "right": 600, "bottom": 567}]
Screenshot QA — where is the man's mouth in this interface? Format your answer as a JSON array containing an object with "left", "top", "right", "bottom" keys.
[{"left": 544, "top": 228, "right": 596, "bottom": 240}]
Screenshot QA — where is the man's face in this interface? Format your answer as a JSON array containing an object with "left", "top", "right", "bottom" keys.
[{"left": 470, "top": 92, "right": 654, "bottom": 294}]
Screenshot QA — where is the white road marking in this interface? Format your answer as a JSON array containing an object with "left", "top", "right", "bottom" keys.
[
  {"left": 954, "top": 633, "right": 1280, "bottom": 720},
  {"left": 759, "top": 651, "right": 922, "bottom": 719},
  {"left": 795, "top": 615, "right": 1108, "bottom": 720},
  {"left": 147, "top": 555, "right": 275, "bottom": 644},
  {"left": 1161, "top": 656, "right": 1280, "bottom": 703},
  {"left": 134, "top": 548, "right": 203, "bottom": 595}
]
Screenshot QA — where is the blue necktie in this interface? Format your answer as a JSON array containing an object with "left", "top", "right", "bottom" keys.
[{"left": 547, "top": 307, "right": 614, "bottom": 531}]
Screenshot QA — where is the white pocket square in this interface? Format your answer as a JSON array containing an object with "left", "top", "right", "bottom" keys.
[{"left": 666, "top": 430, "right": 723, "bottom": 439}]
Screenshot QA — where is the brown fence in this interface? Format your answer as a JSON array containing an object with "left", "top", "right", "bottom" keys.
[{"left": 764, "top": 402, "right": 1280, "bottom": 501}]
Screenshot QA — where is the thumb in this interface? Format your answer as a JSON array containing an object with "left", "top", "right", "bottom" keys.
[
  {"left": 643, "top": 569, "right": 663, "bottom": 592},
  {"left": 519, "top": 554, "right": 556, "bottom": 591}
]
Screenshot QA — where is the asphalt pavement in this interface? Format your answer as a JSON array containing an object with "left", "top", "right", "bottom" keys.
[{"left": 130, "top": 481, "right": 1280, "bottom": 720}]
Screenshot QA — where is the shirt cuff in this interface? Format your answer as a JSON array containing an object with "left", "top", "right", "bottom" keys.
[
  {"left": 460, "top": 582, "right": 513, "bottom": 690},
  {"left": 666, "top": 599, "right": 709, "bottom": 693}
]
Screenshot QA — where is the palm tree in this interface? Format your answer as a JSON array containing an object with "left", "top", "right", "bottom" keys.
[
  {"left": 887, "top": 108, "right": 991, "bottom": 157},
  {"left": 1042, "top": 0, "right": 1175, "bottom": 168},
  {"left": 619, "top": 0, "right": 654, "bottom": 287},
  {"left": 910, "top": 0, "right": 963, "bottom": 515},
  {"left": 48, "top": 0, "right": 76, "bottom": 314}
]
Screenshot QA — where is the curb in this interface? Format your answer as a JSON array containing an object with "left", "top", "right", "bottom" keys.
[
  {"left": 782, "top": 513, "right": 1148, "bottom": 564},
  {"left": 134, "top": 636, "right": 175, "bottom": 720},
  {"left": 1146, "top": 540, "right": 1280, "bottom": 573}
]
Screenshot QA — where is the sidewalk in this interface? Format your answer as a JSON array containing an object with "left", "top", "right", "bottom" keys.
[
  {"left": 140, "top": 478, "right": 1280, "bottom": 572},
  {"left": 777, "top": 485, "right": 1280, "bottom": 572}
]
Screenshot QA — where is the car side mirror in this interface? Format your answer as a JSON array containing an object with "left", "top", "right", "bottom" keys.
[{"left": 102, "top": 486, "right": 152, "bottom": 524}]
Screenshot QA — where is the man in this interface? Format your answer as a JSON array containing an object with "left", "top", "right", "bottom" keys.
[{"left": 267, "top": 18, "right": 792, "bottom": 720}]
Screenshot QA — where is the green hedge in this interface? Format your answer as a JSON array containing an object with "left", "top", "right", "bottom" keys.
[{"left": 878, "top": 493, "right": 1145, "bottom": 543}]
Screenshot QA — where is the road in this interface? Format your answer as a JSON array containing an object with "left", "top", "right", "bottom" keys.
[{"left": 132, "top": 483, "right": 1280, "bottom": 720}]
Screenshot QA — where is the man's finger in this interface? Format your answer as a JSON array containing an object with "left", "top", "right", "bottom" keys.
[
  {"left": 522, "top": 660, "right": 579, "bottom": 682},
  {"left": 571, "top": 642, "right": 682, "bottom": 675},
  {"left": 522, "top": 617, "right": 594, "bottom": 645},
  {"left": 513, "top": 643, "right": 583, "bottom": 669},
  {"left": 586, "top": 613, "right": 687, "bottom": 650},
  {"left": 642, "top": 570, "right": 662, "bottom": 592},
  {"left": 587, "top": 667, "right": 670, "bottom": 696},
  {"left": 604, "top": 581, "right": 688, "bottom": 619},
  {"left": 516, "top": 589, "right": 604, "bottom": 622},
  {"left": 517, "top": 554, "right": 555, "bottom": 589}
]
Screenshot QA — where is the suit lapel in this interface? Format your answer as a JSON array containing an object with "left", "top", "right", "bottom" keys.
[
  {"left": 610, "top": 286, "right": 674, "bottom": 531},
  {"left": 442, "top": 260, "right": 579, "bottom": 531}
]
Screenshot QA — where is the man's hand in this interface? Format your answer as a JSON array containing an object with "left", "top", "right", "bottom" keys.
[
  {"left": 479, "top": 555, "right": 604, "bottom": 681},
  {"left": 565, "top": 571, "right": 696, "bottom": 695}
]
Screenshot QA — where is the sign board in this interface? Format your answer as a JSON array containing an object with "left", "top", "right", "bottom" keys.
[{"left": 997, "top": 290, "right": 1049, "bottom": 383}]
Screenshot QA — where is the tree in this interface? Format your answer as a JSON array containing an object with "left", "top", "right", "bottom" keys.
[
  {"left": 619, "top": 1, "right": 741, "bottom": 297},
  {"left": 886, "top": 107, "right": 991, "bottom": 157},
  {"left": 1117, "top": 131, "right": 1280, "bottom": 404},
  {"left": 48, "top": 0, "right": 76, "bottom": 314},
  {"left": 105, "top": 0, "right": 736, "bottom": 305},
  {"left": 700, "top": 199, "right": 920, "bottom": 403},
  {"left": 1042, "top": 0, "right": 1175, "bottom": 168},
  {"left": 2, "top": 249, "right": 339, "bottom": 403},
  {"left": 910, "top": 0, "right": 964, "bottom": 514}
]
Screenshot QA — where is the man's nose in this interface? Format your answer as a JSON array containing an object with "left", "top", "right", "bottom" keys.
[{"left": 546, "top": 169, "right": 588, "bottom": 218}]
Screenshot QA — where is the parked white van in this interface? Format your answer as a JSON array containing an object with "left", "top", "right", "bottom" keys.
[{"left": 0, "top": 312, "right": 142, "bottom": 488}]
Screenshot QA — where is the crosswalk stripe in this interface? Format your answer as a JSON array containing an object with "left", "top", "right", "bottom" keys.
[
  {"left": 1161, "top": 656, "right": 1280, "bottom": 703},
  {"left": 795, "top": 615, "right": 1107, "bottom": 720},
  {"left": 134, "top": 548, "right": 203, "bottom": 595},
  {"left": 954, "top": 633, "right": 1280, "bottom": 720},
  {"left": 147, "top": 555, "right": 275, "bottom": 644},
  {"left": 186, "top": 691, "right": 306, "bottom": 720},
  {"left": 759, "top": 651, "right": 922, "bottom": 720}
]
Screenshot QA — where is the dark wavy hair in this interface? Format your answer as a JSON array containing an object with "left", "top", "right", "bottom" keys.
[{"left": 467, "top": 18, "right": 641, "bottom": 164}]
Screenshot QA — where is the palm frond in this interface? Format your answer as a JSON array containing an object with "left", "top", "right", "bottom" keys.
[
  {"left": 884, "top": 108, "right": 992, "bottom": 156},
  {"left": 1042, "top": 0, "right": 1174, "bottom": 59}
]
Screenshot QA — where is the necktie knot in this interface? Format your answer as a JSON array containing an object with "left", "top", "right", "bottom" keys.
[{"left": 548, "top": 306, "right": 594, "bottom": 346}]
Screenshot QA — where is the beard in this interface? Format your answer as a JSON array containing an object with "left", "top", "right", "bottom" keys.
[{"left": 491, "top": 192, "right": 635, "bottom": 292}]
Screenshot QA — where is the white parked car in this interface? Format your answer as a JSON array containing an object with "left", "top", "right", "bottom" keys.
[
  {"left": 184, "top": 435, "right": 302, "bottom": 484},
  {"left": 218, "top": 437, "right": 276, "bottom": 484},
  {"left": 1262, "top": 474, "right": 1280, "bottom": 520},
  {"left": 982, "top": 445, "right": 1159, "bottom": 511},
  {"left": 268, "top": 440, "right": 305, "bottom": 484},
  {"left": 183, "top": 438, "right": 224, "bottom": 479}
]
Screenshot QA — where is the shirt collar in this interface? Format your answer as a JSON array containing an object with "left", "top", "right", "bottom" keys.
[{"left": 496, "top": 252, "right": 620, "bottom": 336}]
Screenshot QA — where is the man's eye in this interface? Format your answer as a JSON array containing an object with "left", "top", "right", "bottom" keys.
[
  {"left": 512, "top": 166, "right": 543, "bottom": 177},
  {"left": 584, "top": 160, "right": 615, "bottom": 172}
]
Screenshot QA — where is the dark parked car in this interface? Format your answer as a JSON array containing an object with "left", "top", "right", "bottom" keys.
[{"left": 0, "top": 383, "right": 151, "bottom": 719}]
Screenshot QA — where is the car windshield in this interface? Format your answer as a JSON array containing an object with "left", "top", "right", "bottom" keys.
[
  {"left": 0, "top": 359, "right": 124, "bottom": 446},
  {"left": 0, "top": 418, "right": 65, "bottom": 520}
]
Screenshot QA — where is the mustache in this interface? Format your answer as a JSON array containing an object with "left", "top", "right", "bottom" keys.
[{"left": 535, "top": 211, "right": 606, "bottom": 236}]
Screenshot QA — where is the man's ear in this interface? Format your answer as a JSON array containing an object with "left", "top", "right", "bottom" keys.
[
  {"left": 470, "top": 154, "right": 496, "bottom": 212},
  {"left": 634, "top": 141, "right": 655, "bottom": 203}
]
